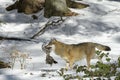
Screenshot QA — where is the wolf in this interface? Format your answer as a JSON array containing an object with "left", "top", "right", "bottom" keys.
[{"left": 46, "top": 38, "right": 111, "bottom": 69}]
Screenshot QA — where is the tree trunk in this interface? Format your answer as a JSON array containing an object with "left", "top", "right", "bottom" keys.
[
  {"left": 44, "top": 0, "right": 71, "bottom": 18},
  {"left": 44, "top": 0, "right": 81, "bottom": 18}
]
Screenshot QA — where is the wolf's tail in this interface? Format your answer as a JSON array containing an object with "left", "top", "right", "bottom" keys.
[{"left": 94, "top": 43, "right": 111, "bottom": 51}]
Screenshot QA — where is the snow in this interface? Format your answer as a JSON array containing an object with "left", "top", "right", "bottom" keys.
[{"left": 0, "top": 0, "right": 120, "bottom": 80}]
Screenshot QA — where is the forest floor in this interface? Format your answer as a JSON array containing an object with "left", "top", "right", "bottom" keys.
[{"left": 0, "top": 0, "right": 120, "bottom": 80}]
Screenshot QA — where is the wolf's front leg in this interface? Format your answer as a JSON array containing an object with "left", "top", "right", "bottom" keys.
[
  {"left": 65, "top": 62, "right": 70, "bottom": 70},
  {"left": 69, "top": 61, "right": 74, "bottom": 69},
  {"left": 65, "top": 61, "right": 74, "bottom": 70}
]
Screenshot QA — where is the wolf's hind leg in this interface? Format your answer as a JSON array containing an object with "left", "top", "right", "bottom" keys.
[
  {"left": 86, "top": 56, "right": 91, "bottom": 69},
  {"left": 86, "top": 49, "right": 95, "bottom": 69}
]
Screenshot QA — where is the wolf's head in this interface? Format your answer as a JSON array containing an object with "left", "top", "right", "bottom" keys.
[{"left": 46, "top": 38, "right": 57, "bottom": 47}]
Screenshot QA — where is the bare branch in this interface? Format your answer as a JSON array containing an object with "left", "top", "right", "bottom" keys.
[{"left": 31, "top": 17, "right": 66, "bottom": 39}]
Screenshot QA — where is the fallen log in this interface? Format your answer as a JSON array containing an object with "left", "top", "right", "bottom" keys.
[{"left": 0, "top": 36, "right": 35, "bottom": 42}]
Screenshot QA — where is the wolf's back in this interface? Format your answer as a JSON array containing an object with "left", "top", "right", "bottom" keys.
[{"left": 94, "top": 43, "right": 111, "bottom": 51}]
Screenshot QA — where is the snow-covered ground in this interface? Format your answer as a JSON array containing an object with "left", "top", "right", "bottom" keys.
[{"left": 0, "top": 0, "right": 120, "bottom": 80}]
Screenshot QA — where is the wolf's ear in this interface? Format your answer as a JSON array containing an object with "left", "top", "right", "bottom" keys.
[{"left": 51, "top": 38, "right": 56, "bottom": 41}]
